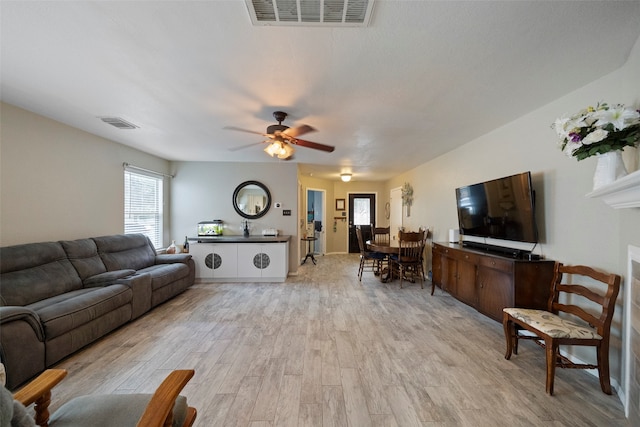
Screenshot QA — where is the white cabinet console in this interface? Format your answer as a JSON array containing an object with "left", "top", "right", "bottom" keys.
[{"left": 189, "top": 236, "right": 290, "bottom": 283}]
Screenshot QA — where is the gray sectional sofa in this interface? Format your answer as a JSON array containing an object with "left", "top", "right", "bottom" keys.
[{"left": 0, "top": 234, "right": 195, "bottom": 390}]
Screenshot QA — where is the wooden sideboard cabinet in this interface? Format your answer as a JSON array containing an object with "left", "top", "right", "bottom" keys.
[{"left": 431, "top": 242, "right": 554, "bottom": 322}]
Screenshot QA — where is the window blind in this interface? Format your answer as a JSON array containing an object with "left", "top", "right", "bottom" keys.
[{"left": 124, "top": 169, "right": 163, "bottom": 249}]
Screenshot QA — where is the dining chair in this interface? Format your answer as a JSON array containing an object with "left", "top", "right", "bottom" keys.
[
  {"left": 390, "top": 230, "right": 426, "bottom": 288},
  {"left": 371, "top": 226, "right": 391, "bottom": 274},
  {"left": 503, "top": 263, "right": 620, "bottom": 395},
  {"left": 355, "top": 227, "right": 386, "bottom": 281},
  {"left": 372, "top": 226, "right": 390, "bottom": 245}
]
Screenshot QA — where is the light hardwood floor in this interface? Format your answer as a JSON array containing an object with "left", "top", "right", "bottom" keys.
[{"left": 45, "top": 254, "right": 627, "bottom": 426}]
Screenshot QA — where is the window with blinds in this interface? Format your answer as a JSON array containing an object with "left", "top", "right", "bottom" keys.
[{"left": 124, "top": 169, "right": 163, "bottom": 249}]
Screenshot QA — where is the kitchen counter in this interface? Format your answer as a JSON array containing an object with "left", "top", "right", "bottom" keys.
[{"left": 189, "top": 235, "right": 290, "bottom": 243}]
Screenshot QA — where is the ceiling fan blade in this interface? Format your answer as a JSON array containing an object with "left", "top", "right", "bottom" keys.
[
  {"left": 229, "top": 140, "right": 268, "bottom": 152},
  {"left": 291, "top": 138, "right": 335, "bottom": 153},
  {"left": 283, "top": 124, "right": 316, "bottom": 138},
  {"left": 223, "top": 126, "right": 269, "bottom": 137}
]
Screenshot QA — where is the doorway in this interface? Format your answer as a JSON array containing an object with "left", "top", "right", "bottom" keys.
[
  {"left": 306, "top": 188, "right": 326, "bottom": 255},
  {"left": 347, "top": 193, "right": 376, "bottom": 253}
]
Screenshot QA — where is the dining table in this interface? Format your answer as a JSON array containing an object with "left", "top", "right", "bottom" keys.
[
  {"left": 366, "top": 239, "right": 399, "bottom": 282},
  {"left": 366, "top": 239, "right": 399, "bottom": 254}
]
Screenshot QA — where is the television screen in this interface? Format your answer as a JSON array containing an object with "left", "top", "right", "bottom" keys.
[{"left": 455, "top": 172, "right": 538, "bottom": 244}]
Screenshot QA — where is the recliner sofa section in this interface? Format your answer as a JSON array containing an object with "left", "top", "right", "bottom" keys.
[{"left": 0, "top": 234, "right": 195, "bottom": 390}]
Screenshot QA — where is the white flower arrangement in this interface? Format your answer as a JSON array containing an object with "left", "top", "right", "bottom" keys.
[
  {"left": 401, "top": 182, "right": 413, "bottom": 207},
  {"left": 552, "top": 102, "right": 640, "bottom": 161}
]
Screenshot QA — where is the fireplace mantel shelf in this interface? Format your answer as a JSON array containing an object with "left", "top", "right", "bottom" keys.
[{"left": 586, "top": 169, "right": 640, "bottom": 208}]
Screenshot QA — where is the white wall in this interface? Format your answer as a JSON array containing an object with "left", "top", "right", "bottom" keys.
[
  {"left": 0, "top": 102, "right": 171, "bottom": 246},
  {"left": 386, "top": 35, "right": 640, "bottom": 397},
  {"left": 169, "top": 161, "right": 300, "bottom": 273}
]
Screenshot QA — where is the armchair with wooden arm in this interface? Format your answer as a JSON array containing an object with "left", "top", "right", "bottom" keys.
[{"left": 11, "top": 369, "right": 196, "bottom": 427}]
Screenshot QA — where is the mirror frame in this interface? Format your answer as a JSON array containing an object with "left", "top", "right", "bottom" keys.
[{"left": 232, "top": 180, "right": 272, "bottom": 219}]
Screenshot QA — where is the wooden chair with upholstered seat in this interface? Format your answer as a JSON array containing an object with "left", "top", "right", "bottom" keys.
[
  {"left": 503, "top": 262, "right": 620, "bottom": 395},
  {"left": 11, "top": 369, "right": 197, "bottom": 427},
  {"left": 355, "top": 226, "right": 386, "bottom": 281},
  {"left": 371, "top": 226, "right": 391, "bottom": 274},
  {"left": 390, "top": 230, "right": 426, "bottom": 288}
]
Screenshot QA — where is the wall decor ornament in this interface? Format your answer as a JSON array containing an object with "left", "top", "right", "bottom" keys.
[
  {"left": 401, "top": 182, "right": 413, "bottom": 216},
  {"left": 552, "top": 102, "right": 640, "bottom": 190}
]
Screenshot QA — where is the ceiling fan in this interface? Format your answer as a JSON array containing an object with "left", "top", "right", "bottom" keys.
[{"left": 225, "top": 111, "right": 335, "bottom": 160}]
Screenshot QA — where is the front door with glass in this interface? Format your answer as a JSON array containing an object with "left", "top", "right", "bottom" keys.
[{"left": 348, "top": 193, "right": 376, "bottom": 253}]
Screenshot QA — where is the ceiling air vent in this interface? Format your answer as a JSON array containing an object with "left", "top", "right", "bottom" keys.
[
  {"left": 246, "top": 0, "right": 374, "bottom": 27},
  {"left": 99, "top": 117, "right": 139, "bottom": 130}
]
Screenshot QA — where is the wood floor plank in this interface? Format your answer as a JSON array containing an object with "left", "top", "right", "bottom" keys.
[
  {"left": 340, "top": 367, "right": 372, "bottom": 426},
  {"left": 251, "top": 357, "right": 287, "bottom": 421},
  {"left": 322, "top": 385, "right": 348, "bottom": 427},
  {"left": 298, "top": 403, "right": 322, "bottom": 427},
  {"left": 273, "top": 374, "right": 302, "bottom": 427}
]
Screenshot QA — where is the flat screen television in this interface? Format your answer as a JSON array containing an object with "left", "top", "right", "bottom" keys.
[{"left": 455, "top": 171, "right": 538, "bottom": 244}]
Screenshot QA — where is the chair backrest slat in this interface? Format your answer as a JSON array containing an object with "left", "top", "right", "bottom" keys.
[{"left": 548, "top": 262, "right": 621, "bottom": 337}]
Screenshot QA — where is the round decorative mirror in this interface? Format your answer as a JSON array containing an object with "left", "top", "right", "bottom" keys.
[{"left": 233, "top": 181, "right": 272, "bottom": 219}]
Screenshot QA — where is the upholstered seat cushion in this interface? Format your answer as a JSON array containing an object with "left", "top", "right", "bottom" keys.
[
  {"left": 28, "top": 286, "right": 132, "bottom": 339},
  {"left": 137, "top": 263, "right": 190, "bottom": 291},
  {"left": 503, "top": 308, "right": 602, "bottom": 340},
  {"left": 49, "top": 394, "right": 188, "bottom": 427},
  {"left": 365, "top": 251, "right": 387, "bottom": 260}
]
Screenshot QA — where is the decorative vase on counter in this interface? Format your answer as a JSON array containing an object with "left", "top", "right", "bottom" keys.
[
  {"left": 166, "top": 240, "right": 177, "bottom": 254},
  {"left": 593, "top": 151, "right": 628, "bottom": 190}
]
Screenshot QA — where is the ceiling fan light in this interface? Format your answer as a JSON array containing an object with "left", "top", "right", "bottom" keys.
[
  {"left": 341, "top": 173, "right": 352, "bottom": 182},
  {"left": 264, "top": 144, "right": 276, "bottom": 157},
  {"left": 276, "top": 142, "right": 295, "bottom": 159},
  {"left": 264, "top": 141, "right": 282, "bottom": 157},
  {"left": 265, "top": 140, "right": 295, "bottom": 159}
]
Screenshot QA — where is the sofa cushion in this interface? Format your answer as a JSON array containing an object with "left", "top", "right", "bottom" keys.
[
  {"left": 59, "top": 238, "right": 107, "bottom": 280},
  {"left": 93, "top": 234, "right": 156, "bottom": 271},
  {"left": 0, "top": 242, "right": 82, "bottom": 306},
  {"left": 83, "top": 270, "right": 136, "bottom": 287},
  {"left": 27, "top": 285, "right": 132, "bottom": 339},
  {"left": 137, "top": 263, "right": 190, "bottom": 291}
]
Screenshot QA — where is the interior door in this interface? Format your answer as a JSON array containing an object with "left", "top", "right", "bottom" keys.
[{"left": 348, "top": 193, "right": 376, "bottom": 253}]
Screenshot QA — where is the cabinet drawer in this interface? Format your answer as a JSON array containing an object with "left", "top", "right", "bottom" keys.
[
  {"left": 453, "top": 250, "right": 478, "bottom": 264},
  {"left": 432, "top": 244, "right": 446, "bottom": 255},
  {"left": 479, "top": 256, "right": 513, "bottom": 273}
]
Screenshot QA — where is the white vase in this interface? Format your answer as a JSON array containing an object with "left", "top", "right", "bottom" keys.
[{"left": 593, "top": 151, "right": 628, "bottom": 190}]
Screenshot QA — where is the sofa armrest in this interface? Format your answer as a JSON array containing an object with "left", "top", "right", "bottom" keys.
[
  {"left": 1, "top": 307, "right": 46, "bottom": 389},
  {"left": 0, "top": 306, "right": 44, "bottom": 341},
  {"left": 115, "top": 273, "right": 152, "bottom": 319},
  {"left": 155, "top": 254, "right": 192, "bottom": 265}
]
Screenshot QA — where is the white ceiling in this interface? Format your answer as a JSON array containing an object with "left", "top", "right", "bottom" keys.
[{"left": 2, "top": 1, "right": 639, "bottom": 181}]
